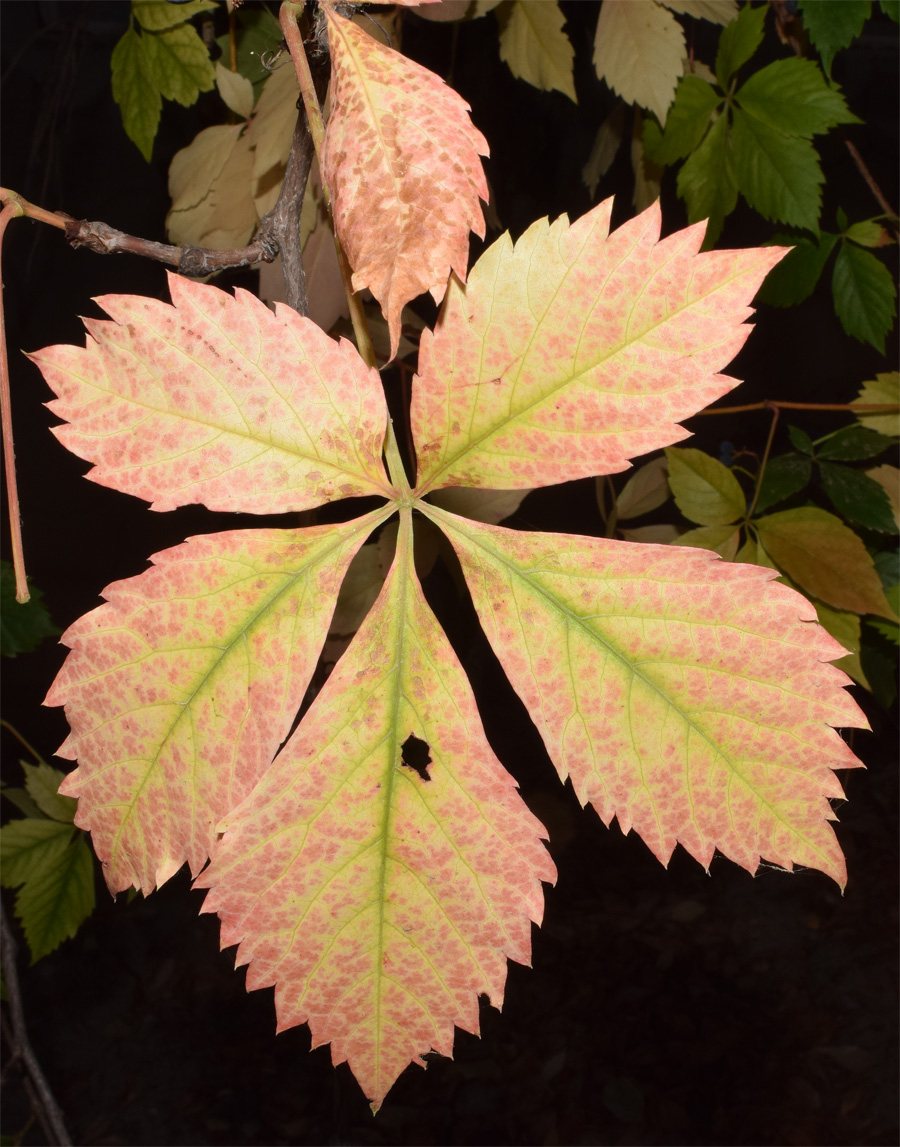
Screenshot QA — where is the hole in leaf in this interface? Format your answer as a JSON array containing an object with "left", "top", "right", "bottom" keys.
[{"left": 400, "top": 734, "right": 432, "bottom": 782}]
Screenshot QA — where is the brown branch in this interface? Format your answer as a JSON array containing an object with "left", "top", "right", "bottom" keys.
[
  {"left": 697, "top": 401, "right": 900, "bottom": 415},
  {"left": 0, "top": 200, "right": 29, "bottom": 602},
  {"left": 1, "top": 903, "right": 72, "bottom": 1145},
  {"left": 842, "top": 137, "right": 899, "bottom": 223}
]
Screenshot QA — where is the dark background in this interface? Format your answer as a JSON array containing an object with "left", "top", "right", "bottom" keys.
[{"left": 1, "top": 2, "right": 897, "bottom": 1144}]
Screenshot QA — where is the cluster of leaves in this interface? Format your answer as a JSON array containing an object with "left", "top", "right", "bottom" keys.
[{"left": 8, "top": 0, "right": 879, "bottom": 1112}]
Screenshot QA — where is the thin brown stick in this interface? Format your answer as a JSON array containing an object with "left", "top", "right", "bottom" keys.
[
  {"left": 746, "top": 403, "right": 781, "bottom": 520},
  {"left": 0, "top": 200, "right": 29, "bottom": 602},
  {"left": 842, "top": 137, "right": 899, "bottom": 222},
  {"left": 697, "top": 400, "right": 899, "bottom": 415},
  {"left": 1, "top": 903, "right": 72, "bottom": 1145}
]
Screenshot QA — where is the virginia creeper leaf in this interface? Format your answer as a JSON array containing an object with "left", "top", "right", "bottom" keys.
[
  {"left": 665, "top": 446, "right": 746, "bottom": 525},
  {"left": 497, "top": 0, "right": 577, "bottom": 103},
  {"left": 50, "top": 513, "right": 388, "bottom": 893},
  {"left": 31, "top": 274, "right": 391, "bottom": 514},
  {"left": 715, "top": 0, "right": 766, "bottom": 89},
  {"left": 735, "top": 59, "right": 860, "bottom": 137},
  {"left": 593, "top": 0, "right": 685, "bottom": 125},
  {"left": 754, "top": 454, "right": 813, "bottom": 513},
  {"left": 816, "top": 424, "right": 896, "bottom": 461},
  {"left": 133, "top": 0, "right": 217, "bottom": 33},
  {"left": 615, "top": 456, "right": 671, "bottom": 520},
  {"left": 799, "top": 0, "right": 872, "bottom": 74},
  {"left": 22, "top": 763, "right": 78, "bottom": 823},
  {"left": 755, "top": 506, "right": 898, "bottom": 619},
  {"left": 642, "top": 75, "right": 720, "bottom": 165},
  {"left": 427, "top": 508, "right": 866, "bottom": 886},
  {"left": 412, "top": 199, "right": 784, "bottom": 493},
  {"left": 661, "top": 1, "right": 737, "bottom": 25},
  {"left": 140, "top": 22, "right": 216, "bottom": 107},
  {"left": 675, "top": 112, "right": 737, "bottom": 245},
  {"left": 731, "top": 108, "right": 824, "bottom": 231},
  {"left": 111, "top": 25, "right": 162, "bottom": 162},
  {"left": 322, "top": 10, "right": 488, "bottom": 358},
  {"left": 215, "top": 62, "right": 254, "bottom": 119},
  {"left": 755, "top": 232, "right": 838, "bottom": 307},
  {"left": 197, "top": 514, "right": 554, "bottom": 1111},
  {"left": 0, "top": 819, "right": 96, "bottom": 963},
  {"left": 819, "top": 462, "right": 899, "bottom": 534},
  {"left": 674, "top": 523, "right": 741, "bottom": 559},
  {"left": 866, "top": 465, "right": 900, "bottom": 529},
  {"left": 0, "top": 563, "right": 60, "bottom": 657},
  {"left": 813, "top": 602, "right": 870, "bottom": 692},
  {"left": 831, "top": 242, "right": 897, "bottom": 352},
  {"left": 855, "top": 371, "right": 899, "bottom": 436}
]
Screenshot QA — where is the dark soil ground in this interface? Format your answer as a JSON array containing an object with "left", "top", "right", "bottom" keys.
[{"left": 2, "top": 3, "right": 898, "bottom": 1144}]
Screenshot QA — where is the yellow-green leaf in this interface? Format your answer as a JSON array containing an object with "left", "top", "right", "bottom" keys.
[
  {"left": 428, "top": 507, "right": 866, "bottom": 887},
  {"left": 616, "top": 456, "right": 671, "bottom": 520},
  {"left": 133, "top": 0, "right": 217, "bottom": 33},
  {"left": 813, "top": 602, "right": 870, "bottom": 691},
  {"left": 674, "top": 523, "right": 741, "bottom": 559},
  {"left": 197, "top": 512, "right": 554, "bottom": 1111},
  {"left": 111, "top": 26, "right": 162, "bottom": 162},
  {"left": 755, "top": 506, "right": 898, "bottom": 619},
  {"left": 48, "top": 513, "right": 389, "bottom": 894},
  {"left": 141, "top": 22, "right": 216, "bottom": 107},
  {"left": 22, "top": 763, "right": 77, "bottom": 824},
  {"left": 216, "top": 61, "right": 254, "bottom": 118},
  {"left": 498, "top": 0, "right": 577, "bottom": 103},
  {"left": 666, "top": 446, "right": 746, "bottom": 525},
  {"left": 412, "top": 199, "right": 785, "bottom": 494}
]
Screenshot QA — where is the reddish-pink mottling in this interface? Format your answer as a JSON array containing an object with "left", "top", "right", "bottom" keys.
[
  {"left": 430, "top": 508, "right": 868, "bottom": 888},
  {"left": 322, "top": 11, "right": 488, "bottom": 359},
  {"left": 51, "top": 511, "right": 388, "bottom": 894},
  {"left": 29, "top": 273, "right": 391, "bottom": 513},
  {"left": 197, "top": 516, "right": 555, "bottom": 1110},
  {"left": 411, "top": 199, "right": 788, "bottom": 493}
]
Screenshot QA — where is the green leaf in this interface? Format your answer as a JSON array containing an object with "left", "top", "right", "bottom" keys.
[
  {"left": 715, "top": 0, "right": 766, "bottom": 89},
  {"left": 111, "top": 25, "right": 162, "bottom": 162},
  {"left": 755, "top": 232, "right": 838, "bottom": 306},
  {"left": 732, "top": 107, "right": 824, "bottom": 230},
  {"left": 665, "top": 446, "right": 746, "bottom": 525},
  {"left": 755, "top": 506, "right": 897, "bottom": 617},
  {"left": 819, "top": 461, "right": 899, "bottom": 533},
  {"left": 856, "top": 372, "right": 900, "bottom": 436},
  {"left": 868, "top": 617, "right": 899, "bottom": 644},
  {"left": 1, "top": 786, "right": 44, "bottom": 820},
  {"left": 813, "top": 601, "right": 870, "bottom": 690},
  {"left": 873, "top": 547, "right": 900, "bottom": 592},
  {"left": 142, "top": 23, "right": 216, "bottom": 107},
  {"left": 0, "top": 562, "right": 60, "bottom": 657},
  {"left": 755, "top": 454, "right": 813, "bottom": 512},
  {"left": 844, "top": 218, "right": 889, "bottom": 247},
  {"left": 788, "top": 425, "right": 815, "bottom": 455},
  {"left": 676, "top": 113, "right": 737, "bottom": 245},
  {"left": 643, "top": 75, "right": 720, "bottom": 165},
  {"left": 816, "top": 424, "right": 896, "bottom": 460},
  {"left": 673, "top": 523, "right": 741, "bottom": 558},
  {"left": 831, "top": 242, "right": 897, "bottom": 352},
  {"left": 216, "top": 5, "right": 282, "bottom": 88},
  {"left": 1, "top": 819, "right": 74, "bottom": 889},
  {"left": 736, "top": 58, "right": 860, "bottom": 137},
  {"left": 799, "top": 0, "right": 871, "bottom": 75},
  {"left": 1, "top": 821, "right": 96, "bottom": 963},
  {"left": 22, "top": 763, "right": 78, "bottom": 824},
  {"left": 133, "top": 0, "right": 217, "bottom": 33},
  {"left": 881, "top": 0, "right": 899, "bottom": 21}
]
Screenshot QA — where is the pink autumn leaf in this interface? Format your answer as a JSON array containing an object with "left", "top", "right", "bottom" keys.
[
  {"left": 31, "top": 272, "right": 392, "bottom": 513},
  {"left": 412, "top": 199, "right": 786, "bottom": 493},
  {"left": 196, "top": 513, "right": 554, "bottom": 1111},
  {"left": 51, "top": 510, "right": 390, "bottom": 894},
  {"left": 426, "top": 507, "right": 867, "bottom": 887},
  {"left": 322, "top": 10, "right": 488, "bottom": 359}
]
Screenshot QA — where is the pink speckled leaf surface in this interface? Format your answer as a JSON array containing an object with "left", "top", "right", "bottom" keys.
[
  {"left": 427, "top": 506, "right": 867, "bottom": 887},
  {"left": 50, "top": 510, "right": 388, "bottom": 894},
  {"left": 322, "top": 10, "right": 488, "bottom": 359},
  {"left": 31, "top": 273, "right": 391, "bottom": 513},
  {"left": 411, "top": 199, "right": 786, "bottom": 493},
  {"left": 197, "top": 512, "right": 555, "bottom": 1111}
]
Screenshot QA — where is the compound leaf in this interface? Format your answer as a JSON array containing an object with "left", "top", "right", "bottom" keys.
[
  {"left": 0, "top": 563, "right": 60, "bottom": 657},
  {"left": 31, "top": 274, "right": 391, "bottom": 514},
  {"left": 642, "top": 74, "right": 721, "bottom": 165},
  {"left": 141, "top": 22, "right": 216, "bottom": 107},
  {"left": 412, "top": 199, "right": 784, "bottom": 493},
  {"left": 322, "top": 10, "right": 488, "bottom": 358},
  {"left": 755, "top": 232, "right": 838, "bottom": 307},
  {"left": 498, "top": 0, "right": 577, "bottom": 103},
  {"left": 111, "top": 25, "right": 162, "bottom": 161},
  {"left": 855, "top": 371, "right": 899, "bottom": 436},
  {"left": 133, "top": 0, "right": 217, "bottom": 33},
  {"left": 819, "top": 462, "right": 899, "bottom": 533},
  {"left": 799, "top": 0, "right": 872, "bottom": 74},
  {"left": 755, "top": 454, "right": 813, "bottom": 513},
  {"left": 197, "top": 513, "right": 554, "bottom": 1111},
  {"left": 49, "top": 513, "right": 388, "bottom": 894},
  {"left": 732, "top": 107, "right": 824, "bottom": 231},
  {"left": 428, "top": 508, "right": 866, "bottom": 887},
  {"left": 675, "top": 112, "right": 738, "bottom": 245},
  {"left": 22, "top": 763, "right": 78, "bottom": 824},
  {"left": 715, "top": 0, "right": 766, "bottom": 88}
]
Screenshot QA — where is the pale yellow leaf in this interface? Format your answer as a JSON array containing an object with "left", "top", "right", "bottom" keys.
[
  {"left": 168, "top": 123, "right": 242, "bottom": 214},
  {"left": 216, "top": 61, "right": 254, "bottom": 119},
  {"left": 244, "top": 58, "right": 300, "bottom": 183},
  {"left": 167, "top": 128, "right": 256, "bottom": 248},
  {"left": 582, "top": 104, "right": 626, "bottom": 198},
  {"left": 674, "top": 523, "right": 741, "bottom": 559},
  {"left": 498, "top": 1, "right": 578, "bottom": 103},
  {"left": 594, "top": 0, "right": 685, "bottom": 125}
]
